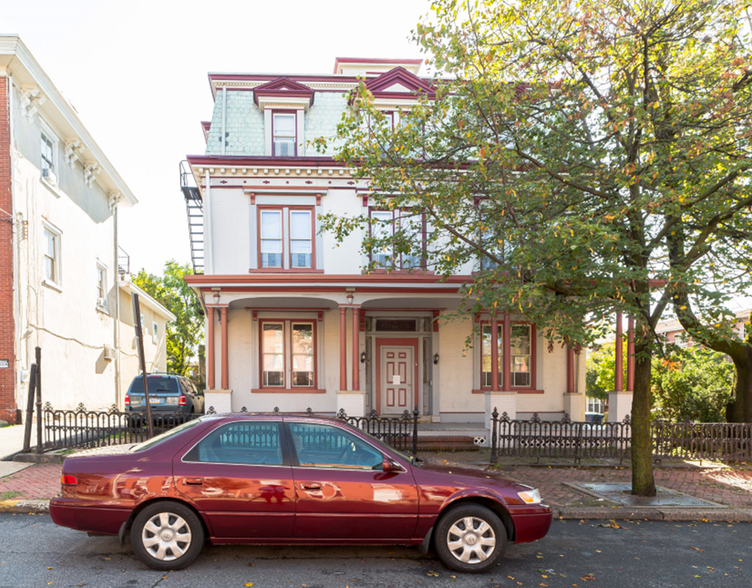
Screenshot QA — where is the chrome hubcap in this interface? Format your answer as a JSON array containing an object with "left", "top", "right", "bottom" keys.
[
  {"left": 142, "top": 512, "right": 192, "bottom": 561},
  {"left": 446, "top": 516, "right": 496, "bottom": 564}
]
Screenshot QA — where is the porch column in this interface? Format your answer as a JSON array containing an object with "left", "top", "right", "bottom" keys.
[
  {"left": 563, "top": 345, "right": 584, "bottom": 419},
  {"left": 502, "top": 313, "right": 512, "bottom": 391},
  {"left": 627, "top": 317, "right": 635, "bottom": 391},
  {"left": 220, "top": 307, "right": 229, "bottom": 390},
  {"left": 340, "top": 307, "right": 348, "bottom": 391},
  {"left": 207, "top": 306, "right": 215, "bottom": 390},
  {"left": 567, "top": 346, "right": 575, "bottom": 394},
  {"left": 491, "top": 317, "right": 499, "bottom": 392},
  {"left": 352, "top": 307, "right": 360, "bottom": 391},
  {"left": 614, "top": 312, "right": 623, "bottom": 392}
]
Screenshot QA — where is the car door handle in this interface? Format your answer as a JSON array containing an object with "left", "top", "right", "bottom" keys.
[
  {"left": 183, "top": 478, "right": 203, "bottom": 486},
  {"left": 300, "top": 483, "right": 321, "bottom": 491}
]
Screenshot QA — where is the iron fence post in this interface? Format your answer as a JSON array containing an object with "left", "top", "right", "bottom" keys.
[
  {"left": 491, "top": 407, "right": 498, "bottom": 464},
  {"left": 35, "top": 347, "right": 42, "bottom": 453},
  {"left": 412, "top": 408, "right": 419, "bottom": 456}
]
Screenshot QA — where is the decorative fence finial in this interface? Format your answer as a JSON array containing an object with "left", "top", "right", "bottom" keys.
[
  {"left": 240, "top": 406, "right": 248, "bottom": 412},
  {"left": 531, "top": 412, "right": 541, "bottom": 423},
  {"left": 76, "top": 403, "right": 87, "bottom": 413},
  {"left": 273, "top": 406, "right": 280, "bottom": 413},
  {"left": 623, "top": 414, "right": 631, "bottom": 424},
  {"left": 306, "top": 407, "right": 313, "bottom": 414},
  {"left": 337, "top": 408, "right": 347, "bottom": 420},
  {"left": 206, "top": 406, "right": 216, "bottom": 414},
  {"left": 561, "top": 413, "right": 571, "bottom": 424}
]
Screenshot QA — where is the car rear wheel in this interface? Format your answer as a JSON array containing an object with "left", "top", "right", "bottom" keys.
[
  {"left": 131, "top": 502, "right": 204, "bottom": 570},
  {"left": 434, "top": 504, "right": 507, "bottom": 573}
]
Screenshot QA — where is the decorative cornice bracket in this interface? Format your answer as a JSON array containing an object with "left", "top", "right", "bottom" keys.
[
  {"left": 108, "top": 192, "right": 123, "bottom": 212},
  {"left": 19, "top": 85, "right": 47, "bottom": 124},
  {"left": 83, "top": 162, "right": 101, "bottom": 187},
  {"left": 64, "top": 139, "right": 85, "bottom": 167}
]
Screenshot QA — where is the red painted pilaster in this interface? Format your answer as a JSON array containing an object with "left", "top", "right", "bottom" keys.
[
  {"left": 352, "top": 307, "right": 360, "bottom": 391},
  {"left": 567, "top": 347, "right": 575, "bottom": 394},
  {"left": 615, "top": 312, "right": 623, "bottom": 392},
  {"left": 220, "top": 307, "right": 229, "bottom": 390},
  {"left": 207, "top": 307, "right": 215, "bottom": 389},
  {"left": 340, "top": 307, "right": 347, "bottom": 391}
]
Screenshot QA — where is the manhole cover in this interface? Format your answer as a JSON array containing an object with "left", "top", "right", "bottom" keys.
[{"left": 568, "top": 483, "right": 726, "bottom": 508}]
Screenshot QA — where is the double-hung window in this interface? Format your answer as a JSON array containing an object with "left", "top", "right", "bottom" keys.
[
  {"left": 41, "top": 133, "right": 55, "bottom": 173},
  {"left": 260, "top": 320, "right": 317, "bottom": 390},
  {"left": 480, "top": 322, "right": 534, "bottom": 389},
  {"left": 273, "top": 112, "right": 297, "bottom": 156},
  {"left": 369, "top": 208, "right": 425, "bottom": 270},
  {"left": 43, "top": 223, "right": 61, "bottom": 287},
  {"left": 258, "top": 207, "right": 315, "bottom": 270}
]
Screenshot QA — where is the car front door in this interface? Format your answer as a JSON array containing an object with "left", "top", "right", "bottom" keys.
[
  {"left": 286, "top": 421, "right": 419, "bottom": 540},
  {"left": 174, "top": 420, "right": 295, "bottom": 540}
]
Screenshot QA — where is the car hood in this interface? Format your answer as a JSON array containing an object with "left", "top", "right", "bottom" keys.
[{"left": 413, "top": 460, "right": 532, "bottom": 495}]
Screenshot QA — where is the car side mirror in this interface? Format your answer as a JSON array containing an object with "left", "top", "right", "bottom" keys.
[{"left": 382, "top": 457, "right": 403, "bottom": 473}]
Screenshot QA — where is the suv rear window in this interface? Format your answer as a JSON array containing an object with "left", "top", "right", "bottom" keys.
[{"left": 129, "top": 376, "right": 179, "bottom": 395}]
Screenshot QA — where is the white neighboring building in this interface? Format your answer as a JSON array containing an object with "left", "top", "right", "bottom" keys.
[{"left": 0, "top": 35, "right": 170, "bottom": 422}]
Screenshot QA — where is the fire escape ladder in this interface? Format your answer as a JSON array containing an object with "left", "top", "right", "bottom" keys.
[{"left": 180, "top": 161, "right": 204, "bottom": 274}]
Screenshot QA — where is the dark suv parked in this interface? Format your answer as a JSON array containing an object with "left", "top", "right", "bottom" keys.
[{"left": 125, "top": 374, "right": 204, "bottom": 419}]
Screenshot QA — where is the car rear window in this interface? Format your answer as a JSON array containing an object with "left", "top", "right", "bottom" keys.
[
  {"left": 129, "top": 376, "right": 179, "bottom": 395},
  {"left": 130, "top": 418, "right": 202, "bottom": 452}
]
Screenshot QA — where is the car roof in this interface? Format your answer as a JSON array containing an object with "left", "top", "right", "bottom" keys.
[{"left": 202, "top": 412, "right": 349, "bottom": 425}]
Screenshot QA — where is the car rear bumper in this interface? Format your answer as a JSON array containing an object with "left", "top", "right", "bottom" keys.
[
  {"left": 508, "top": 504, "right": 553, "bottom": 543},
  {"left": 50, "top": 497, "right": 130, "bottom": 535}
]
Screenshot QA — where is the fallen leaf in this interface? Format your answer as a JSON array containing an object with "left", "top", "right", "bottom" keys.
[
  {"left": 46, "top": 567, "right": 53, "bottom": 570},
  {"left": 245, "top": 583, "right": 254, "bottom": 587}
]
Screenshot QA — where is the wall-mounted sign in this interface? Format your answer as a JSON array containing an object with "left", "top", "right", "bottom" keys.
[{"left": 0, "top": 360, "right": 9, "bottom": 369}]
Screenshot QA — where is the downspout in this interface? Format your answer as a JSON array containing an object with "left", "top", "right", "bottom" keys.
[
  {"left": 112, "top": 199, "right": 121, "bottom": 407},
  {"left": 8, "top": 72, "right": 21, "bottom": 419},
  {"left": 221, "top": 86, "right": 227, "bottom": 156}
]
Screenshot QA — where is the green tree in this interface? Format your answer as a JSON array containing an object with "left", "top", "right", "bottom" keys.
[
  {"left": 318, "top": 0, "right": 752, "bottom": 495},
  {"left": 132, "top": 261, "right": 203, "bottom": 377},
  {"left": 586, "top": 342, "right": 626, "bottom": 403},
  {"left": 652, "top": 346, "right": 735, "bottom": 422}
]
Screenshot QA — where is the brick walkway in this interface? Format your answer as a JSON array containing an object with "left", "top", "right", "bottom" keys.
[{"left": 0, "top": 463, "right": 61, "bottom": 500}]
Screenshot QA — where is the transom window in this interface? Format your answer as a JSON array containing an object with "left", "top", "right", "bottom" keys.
[
  {"left": 184, "top": 422, "right": 283, "bottom": 465},
  {"left": 273, "top": 112, "right": 297, "bottom": 156},
  {"left": 258, "top": 207, "right": 315, "bottom": 270},
  {"left": 260, "top": 320, "right": 317, "bottom": 389},
  {"left": 370, "top": 208, "right": 425, "bottom": 270},
  {"left": 289, "top": 423, "right": 383, "bottom": 470}
]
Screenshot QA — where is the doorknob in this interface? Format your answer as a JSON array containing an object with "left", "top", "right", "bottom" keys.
[
  {"left": 300, "top": 482, "right": 321, "bottom": 490},
  {"left": 183, "top": 478, "right": 203, "bottom": 486}
]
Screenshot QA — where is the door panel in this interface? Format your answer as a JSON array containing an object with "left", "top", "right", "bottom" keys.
[
  {"left": 381, "top": 346, "right": 413, "bottom": 415},
  {"left": 174, "top": 421, "right": 295, "bottom": 539},
  {"left": 286, "top": 422, "right": 419, "bottom": 540}
]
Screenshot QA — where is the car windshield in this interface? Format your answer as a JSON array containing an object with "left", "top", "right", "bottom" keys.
[
  {"left": 345, "top": 424, "right": 421, "bottom": 467},
  {"left": 129, "top": 418, "right": 202, "bottom": 452},
  {"left": 129, "top": 376, "right": 178, "bottom": 395}
]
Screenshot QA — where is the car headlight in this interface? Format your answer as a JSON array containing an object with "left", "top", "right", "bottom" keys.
[{"left": 517, "top": 488, "right": 542, "bottom": 504}]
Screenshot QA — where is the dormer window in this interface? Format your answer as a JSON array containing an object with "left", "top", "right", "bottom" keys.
[{"left": 273, "top": 112, "right": 297, "bottom": 156}]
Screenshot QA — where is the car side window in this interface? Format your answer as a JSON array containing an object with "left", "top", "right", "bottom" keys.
[
  {"left": 184, "top": 422, "right": 283, "bottom": 465},
  {"left": 289, "top": 423, "right": 383, "bottom": 470}
]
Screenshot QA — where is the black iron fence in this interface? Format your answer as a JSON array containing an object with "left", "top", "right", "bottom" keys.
[
  {"left": 490, "top": 409, "right": 752, "bottom": 464},
  {"left": 41, "top": 402, "right": 203, "bottom": 451},
  {"left": 40, "top": 403, "right": 419, "bottom": 455}
]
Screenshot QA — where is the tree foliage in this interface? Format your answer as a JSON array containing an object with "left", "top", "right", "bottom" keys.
[
  {"left": 318, "top": 0, "right": 752, "bottom": 495},
  {"left": 132, "top": 261, "right": 203, "bottom": 378}
]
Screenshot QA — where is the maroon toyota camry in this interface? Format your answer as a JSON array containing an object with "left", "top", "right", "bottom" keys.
[{"left": 50, "top": 414, "right": 552, "bottom": 573}]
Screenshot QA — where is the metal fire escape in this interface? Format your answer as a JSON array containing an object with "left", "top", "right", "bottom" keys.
[{"left": 180, "top": 161, "right": 204, "bottom": 274}]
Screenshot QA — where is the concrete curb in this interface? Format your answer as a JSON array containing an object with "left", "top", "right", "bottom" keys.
[
  {"left": 0, "top": 499, "right": 50, "bottom": 513},
  {"left": 555, "top": 506, "right": 752, "bottom": 522}
]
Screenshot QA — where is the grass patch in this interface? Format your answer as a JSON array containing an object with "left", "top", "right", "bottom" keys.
[{"left": 0, "top": 490, "right": 20, "bottom": 500}]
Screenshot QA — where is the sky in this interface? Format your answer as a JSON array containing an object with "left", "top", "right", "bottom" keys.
[{"left": 1, "top": 0, "right": 431, "bottom": 275}]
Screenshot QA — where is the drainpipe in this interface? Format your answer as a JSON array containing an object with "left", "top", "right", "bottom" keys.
[
  {"left": 8, "top": 73, "right": 22, "bottom": 420},
  {"left": 113, "top": 201, "right": 121, "bottom": 407},
  {"left": 221, "top": 86, "right": 227, "bottom": 156}
]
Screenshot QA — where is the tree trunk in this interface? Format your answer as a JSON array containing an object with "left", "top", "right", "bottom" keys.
[
  {"left": 631, "top": 332, "right": 656, "bottom": 497},
  {"left": 727, "top": 345, "right": 752, "bottom": 423}
]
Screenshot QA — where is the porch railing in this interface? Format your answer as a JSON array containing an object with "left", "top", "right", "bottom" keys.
[{"left": 490, "top": 409, "right": 752, "bottom": 464}]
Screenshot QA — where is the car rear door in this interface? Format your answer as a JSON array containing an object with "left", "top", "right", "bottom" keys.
[
  {"left": 286, "top": 421, "right": 419, "bottom": 540},
  {"left": 173, "top": 419, "right": 295, "bottom": 540}
]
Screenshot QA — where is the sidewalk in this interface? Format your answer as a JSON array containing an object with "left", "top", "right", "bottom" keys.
[
  {"left": 1, "top": 448, "right": 751, "bottom": 522},
  {"left": 0, "top": 425, "right": 28, "bottom": 461}
]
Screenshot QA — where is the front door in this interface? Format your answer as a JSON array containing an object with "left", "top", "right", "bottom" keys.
[{"left": 380, "top": 345, "right": 414, "bottom": 415}]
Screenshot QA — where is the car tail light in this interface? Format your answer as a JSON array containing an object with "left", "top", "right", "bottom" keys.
[
  {"left": 124, "top": 393, "right": 130, "bottom": 406},
  {"left": 178, "top": 394, "right": 186, "bottom": 406},
  {"left": 61, "top": 474, "right": 78, "bottom": 485}
]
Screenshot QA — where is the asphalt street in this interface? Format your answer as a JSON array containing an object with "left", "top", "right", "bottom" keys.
[{"left": 0, "top": 514, "right": 749, "bottom": 588}]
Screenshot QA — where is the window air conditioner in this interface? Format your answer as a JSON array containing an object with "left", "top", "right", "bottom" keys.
[
  {"left": 42, "top": 168, "right": 58, "bottom": 185},
  {"left": 103, "top": 346, "right": 115, "bottom": 361}
]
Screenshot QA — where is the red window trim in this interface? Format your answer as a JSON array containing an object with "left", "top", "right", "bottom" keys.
[
  {"left": 478, "top": 320, "right": 537, "bottom": 390},
  {"left": 256, "top": 205, "right": 316, "bottom": 271},
  {"left": 271, "top": 110, "right": 297, "bottom": 157},
  {"left": 368, "top": 207, "right": 427, "bottom": 270},
  {"left": 257, "top": 318, "right": 318, "bottom": 392}
]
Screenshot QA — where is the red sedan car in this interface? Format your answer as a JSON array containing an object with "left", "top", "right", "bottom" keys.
[{"left": 50, "top": 414, "right": 552, "bottom": 573}]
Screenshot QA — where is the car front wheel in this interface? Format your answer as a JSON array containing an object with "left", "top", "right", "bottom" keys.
[
  {"left": 434, "top": 504, "right": 508, "bottom": 573},
  {"left": 130, "top": 502, "right": 205, "bottom": 570}
]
